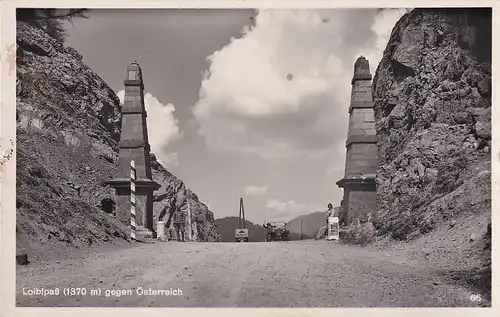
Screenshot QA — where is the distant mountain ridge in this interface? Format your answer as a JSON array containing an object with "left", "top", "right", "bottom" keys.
[
  {"left": 215, "top": 217, "right": 267, "bottom": 242},
  {"left": 285, "top": 208, "right": 340, "bottom": 239},
  {"left": 215, "top": 216, "right": 307, "bottom": 242}
]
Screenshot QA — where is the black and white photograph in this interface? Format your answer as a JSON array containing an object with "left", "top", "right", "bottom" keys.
[{"left": 3, "top": 2, "right": 494, "bottom": 310}]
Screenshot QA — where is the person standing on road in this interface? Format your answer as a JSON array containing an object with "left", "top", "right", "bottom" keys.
[
  {"left": 173, "top": 208, "right": 187, "bottom": 242},
  {"left": 173, "top": 191, "right": 188, "bottom": 242},
  {"left": 158, "top": 196, "right": 178, "bottom": 241},
  {"left": 325, "top": 203, "right": 337, "bottom": 224}
]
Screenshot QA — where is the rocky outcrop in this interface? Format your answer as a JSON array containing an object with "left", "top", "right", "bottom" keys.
[
  {"left": 16, "top": 20, "right": 220, "bottom": 259},
  {"left": 341, "top": 222, "right": 376, "bottom": 246},
  {"left": 16, "top": 20, "right": 128, "bottom": 257},
  {"left": 372, "top": 8, "right": 491, "bottom": 242},
  {"left": 150, "top": 154, "right": 221, "bottom": 242}
]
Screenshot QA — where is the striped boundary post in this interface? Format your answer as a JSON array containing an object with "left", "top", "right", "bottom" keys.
[
  {"left": 130, "top": 160, "right": 136, "bottom": 241},
  {"left": 187, "top": 200, "right": 192, "bottom": 241}
]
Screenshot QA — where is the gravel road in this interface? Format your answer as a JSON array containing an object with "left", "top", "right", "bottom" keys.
[{"left": 16, "top": 240, "right": 486, "bottom": 307}]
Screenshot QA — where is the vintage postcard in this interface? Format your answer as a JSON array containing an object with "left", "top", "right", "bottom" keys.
[{"left": 0, "top": 0, "right": 497, "bottom": 316}]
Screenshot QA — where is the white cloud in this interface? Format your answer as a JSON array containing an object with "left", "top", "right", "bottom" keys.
[
  {"left": 326, "top": 165, "right": 343, "bottom": 175},
  {"left": 116, "top": 90, "right": 124, "bottom": 103},
  {"left": 362, "top": 9, "right": 409, "bottom": 77},
  {"left": 162, "top": 152, "right": 179, "bottom": 167},
  {"left": 193, "top": 9, "right": 404, "bottom": 160},
  {"left": 266, "top": 199, "right": 306, "bottom": 213},
  {"left": 264, "top": 198, "right": 324, "bottom": 222},
  {"left": 116, "top": 90, "right": 181, "bottom": 164},
  {"left": 204, "top": 201, "right": 212, "bottom": 210},
  {"left": 326, "top": 141, "right": 347, "bottom": 175},
  {"left": 244, "top": 185, "right": 268, "bottom": 196}
]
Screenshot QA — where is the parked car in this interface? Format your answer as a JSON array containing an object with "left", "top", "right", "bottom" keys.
[{"left": 263, "top": 222, "right": 290, "bottom": 241}]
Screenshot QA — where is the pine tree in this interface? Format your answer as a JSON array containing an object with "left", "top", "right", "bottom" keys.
[{"left": 17, "top": 9, "right": 89, "bottom": 43}]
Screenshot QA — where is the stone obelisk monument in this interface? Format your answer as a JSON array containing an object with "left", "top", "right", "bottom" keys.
[
  {"left": 107, "top": 62, "right": 160, "bottom": 238},
  {"left": 336, "top": 56, "right": 378, "bottom": 227}
]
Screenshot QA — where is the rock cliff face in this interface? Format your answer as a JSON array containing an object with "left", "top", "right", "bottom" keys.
[
  {"left": 16, "top": 20, "right": 127, "bottom": 258},
  {"left": 372, "top": 8, "right": 491, "bottom": 242},
  {"left": 16, "top": 20, "right": 220, "bottom": 259},
  {"left": 368, "top": 9, "right": 491, "bottom": 297},
  {"left": 150, "top": 154, "right": 221, "bottom": 242}
]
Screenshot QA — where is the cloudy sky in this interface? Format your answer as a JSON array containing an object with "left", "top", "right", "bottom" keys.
[{"left": 64, "top": 8, "right": 405, "bottom": 224}]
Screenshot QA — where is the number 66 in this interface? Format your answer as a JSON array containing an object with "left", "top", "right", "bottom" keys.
[{"left": 470, "top": 294, "right": 482, "bottom": 301}]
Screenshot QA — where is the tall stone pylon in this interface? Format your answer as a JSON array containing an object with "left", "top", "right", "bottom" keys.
[
  {"left": 106, "top": 62, "right": 160, "bottom": 239},
  {"left": 336, "top": 56, "right": 378, "bottom": 226}
]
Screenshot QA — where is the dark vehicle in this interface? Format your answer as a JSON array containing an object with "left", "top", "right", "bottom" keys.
[{"left": 263, "top": 222, "right": 290, "bottom": 241}]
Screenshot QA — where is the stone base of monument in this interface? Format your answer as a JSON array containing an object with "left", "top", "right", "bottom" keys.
[
  {"left": 134, "top": 226, "right": 156, "bottom": 243},
  {"left": 156, "top": 221, "right": 168, "bottom": 242},
  {"left": 158, "top": 235, "right": 169, "bottom": 242}
]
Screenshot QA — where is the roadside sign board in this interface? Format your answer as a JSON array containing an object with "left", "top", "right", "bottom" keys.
[
  {"left": 235, "top": 229, "right": 249, "bottom": 238},
  {"left": 326, "top": 216, "right": 339, "bottom": 240}
]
